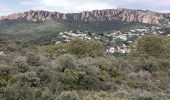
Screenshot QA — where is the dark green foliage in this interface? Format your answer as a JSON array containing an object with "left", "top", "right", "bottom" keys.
[
  {"left": 57, "top": 54, "right": 75, "bottom": 67},
  {"left": 68, "top": 39, "right": 105, "bottom": 58},
  {"left": 0, "top": 67, "right": 10, "bottom": 87},
  {"left": 0, "top": 84, "right": 57, "bottom": 100},
  {"left": 64, "top": 69, "right": 99, "bottom": 90},
  {"left": 56, "top": 54, "right": 76, "bottom": 72},
  {"left": 27, "top": 53, "right": 40, "bottom": 66},
  {"left": 136, "top": 54, "right": 170, "bottom": 72},
  {"left": 0, "top": 67, "right": 10, "bottom": 78},
  {"left": 0, "top": 36, "right": 170, "bottom": 100},
  {"left": 139, "top": 55, "right": 161, "bottom": 72},
  {"left": 16, "top": 62, "right": 29, "bottom": 73},
  {"left": 135, "top": 36, "right": 170, "bottom": 58}
]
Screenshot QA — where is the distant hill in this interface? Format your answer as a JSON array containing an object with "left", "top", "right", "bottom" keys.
[
  {"left": 1, "top": 8, "right": 170, "bottom": 25},
  {"left": 0, "top": 8, "right": 170, "bottom": 44}
]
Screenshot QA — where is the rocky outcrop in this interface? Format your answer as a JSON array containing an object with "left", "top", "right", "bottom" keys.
[
  {"left": 0, "top": 10, "right": 67, "bottom": 21},
  {"left": 73, "top": 9, "right": 163, "bottom": 24},
  {"left": 0, "top": 8, "right": 167, "bottom": 24}
]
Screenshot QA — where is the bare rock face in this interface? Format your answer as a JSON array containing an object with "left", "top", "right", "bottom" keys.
[
  {"left": 0, "top": 8, "right": 167, "bottom": 24},
  {"left": 0, "top": 10, "right": 67, "bottom": 21}
]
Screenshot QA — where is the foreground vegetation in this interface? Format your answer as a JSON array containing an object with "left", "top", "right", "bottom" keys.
[{"left": 0, "top": 36, "right": 170, "bottom": 100}]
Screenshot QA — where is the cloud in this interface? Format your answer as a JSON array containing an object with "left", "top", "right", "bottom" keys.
[
  {"left": 18, "top": 0, "right": 170, "bottom": 13},
  {"left": 1, "top": 0, "right": 170, "bottom": 16},
  {"left": 108, "top": 0, "right": 170, "bottom": 12},
  {"left": 32, "top": 0, "right": 115, "bottom": 12}
]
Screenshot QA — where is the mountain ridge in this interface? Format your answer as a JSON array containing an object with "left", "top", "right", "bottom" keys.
[{"left": 1, "top": 8, "right": 170, "bottom": 25}]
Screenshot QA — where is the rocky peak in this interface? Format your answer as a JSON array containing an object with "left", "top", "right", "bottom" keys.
[{"left": 0, "top": 8, "right": 167, "bottom": 24}]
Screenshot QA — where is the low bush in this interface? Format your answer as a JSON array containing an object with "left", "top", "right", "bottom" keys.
[
  {"left": 57, "top": 91, "right": 80, "bottom": 100},
  {"left": 26, "top": 53, "right": 40, "bottom": 66},
  {"left": 55, "top": 54, "right": 76, "bottom": 72},
  {"left": 68, "top": 39, "right": 106, "bottom": 58}
]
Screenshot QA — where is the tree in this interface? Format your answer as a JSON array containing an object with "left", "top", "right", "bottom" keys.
[
  {"left": 68, "top": 39, "right": 105, "bottom": 58},
  {"left": 134, "top": 36, "right": 170, "bottom": 58}
]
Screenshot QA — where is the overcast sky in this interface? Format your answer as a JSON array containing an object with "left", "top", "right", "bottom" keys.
[{"left": 0, "top": 0, "right": 170, "bottom": 16}]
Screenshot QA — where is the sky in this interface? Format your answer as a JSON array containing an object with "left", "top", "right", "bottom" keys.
[{"left": 0, "top": 0, "right": 170, "bottom": 16}]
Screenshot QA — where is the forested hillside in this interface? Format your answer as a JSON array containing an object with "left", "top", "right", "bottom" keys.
[
  {"left": 0, "top": 8, "right": 170, "bottom": 100},
  {"left": 0, "top": 36, "right": 170, "bottom": 100}
]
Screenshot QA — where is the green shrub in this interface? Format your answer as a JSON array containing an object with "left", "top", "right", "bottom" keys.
[
  {"left": 56, "top": 54, "right": 76, "bottom": 72},
  {"left": 0, "top": 67, "right": 10, "bottom": 77},
  {"left": 0, "top": 67, "right": 11, "bottom": 87},
  {"left": 15, "top": 71, "right": 40, "bottom": 87},
  {"left": 38, "top": 43, "right": 67, "bottom": 55},
  {"left": 98, "top": 70, "right": 110, "bottom": 81},
  {"left": 57, "top": 91, "right": 80, "bottom": 100},
  {"left": 139, "top": 55, "right": 162, "bottom": 72},
  {"left": 158, "top": 59, "right": 170, "bottom": 69},
  {"left": 0, "top": 78, "right": 8, "bottom": 87},
  {"left": 135, "top": 36, "right": 170, "bottom": 58},
  {"left": 26, "top": 53, "right": 40, "bottom": 66},
  {"left": 16, "top": 62, "right": 29, "bottom": 73},
  {"left": 68, "top": 39, "right": 105, "bottom": 58},
  {"left": 93, "top": 57, "right": 112, "bottom": 70},
  {"left": 64, "top": 69, "right": 99, "bottom": 90},
  {"left": 1, "top": 84, "right": 46, "bottom": 100}
]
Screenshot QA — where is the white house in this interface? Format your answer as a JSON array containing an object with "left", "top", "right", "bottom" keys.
[
  {"left": 107, "top": 47, "right": 116, "bottom": 54},
  {"left": 117, "top": 46, "right": 131, "bottom": 54},
  {"left": 116, "top": 35, "right": 127, "bottom": 41}
]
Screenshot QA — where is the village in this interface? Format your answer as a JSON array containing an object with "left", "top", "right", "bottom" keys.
[{"left": 55, "top": 25, "right": 167, "bottom": 54}]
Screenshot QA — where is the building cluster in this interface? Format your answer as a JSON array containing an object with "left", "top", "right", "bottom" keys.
[
  {"left": 59, "top": 31, "right": 92, "bottom": 42},
  {"left": 107, "top": 44, "right": 131, "bottom": 54},
  {"left": 56, "top": 25, "right": 168, "bottom": 54}
]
